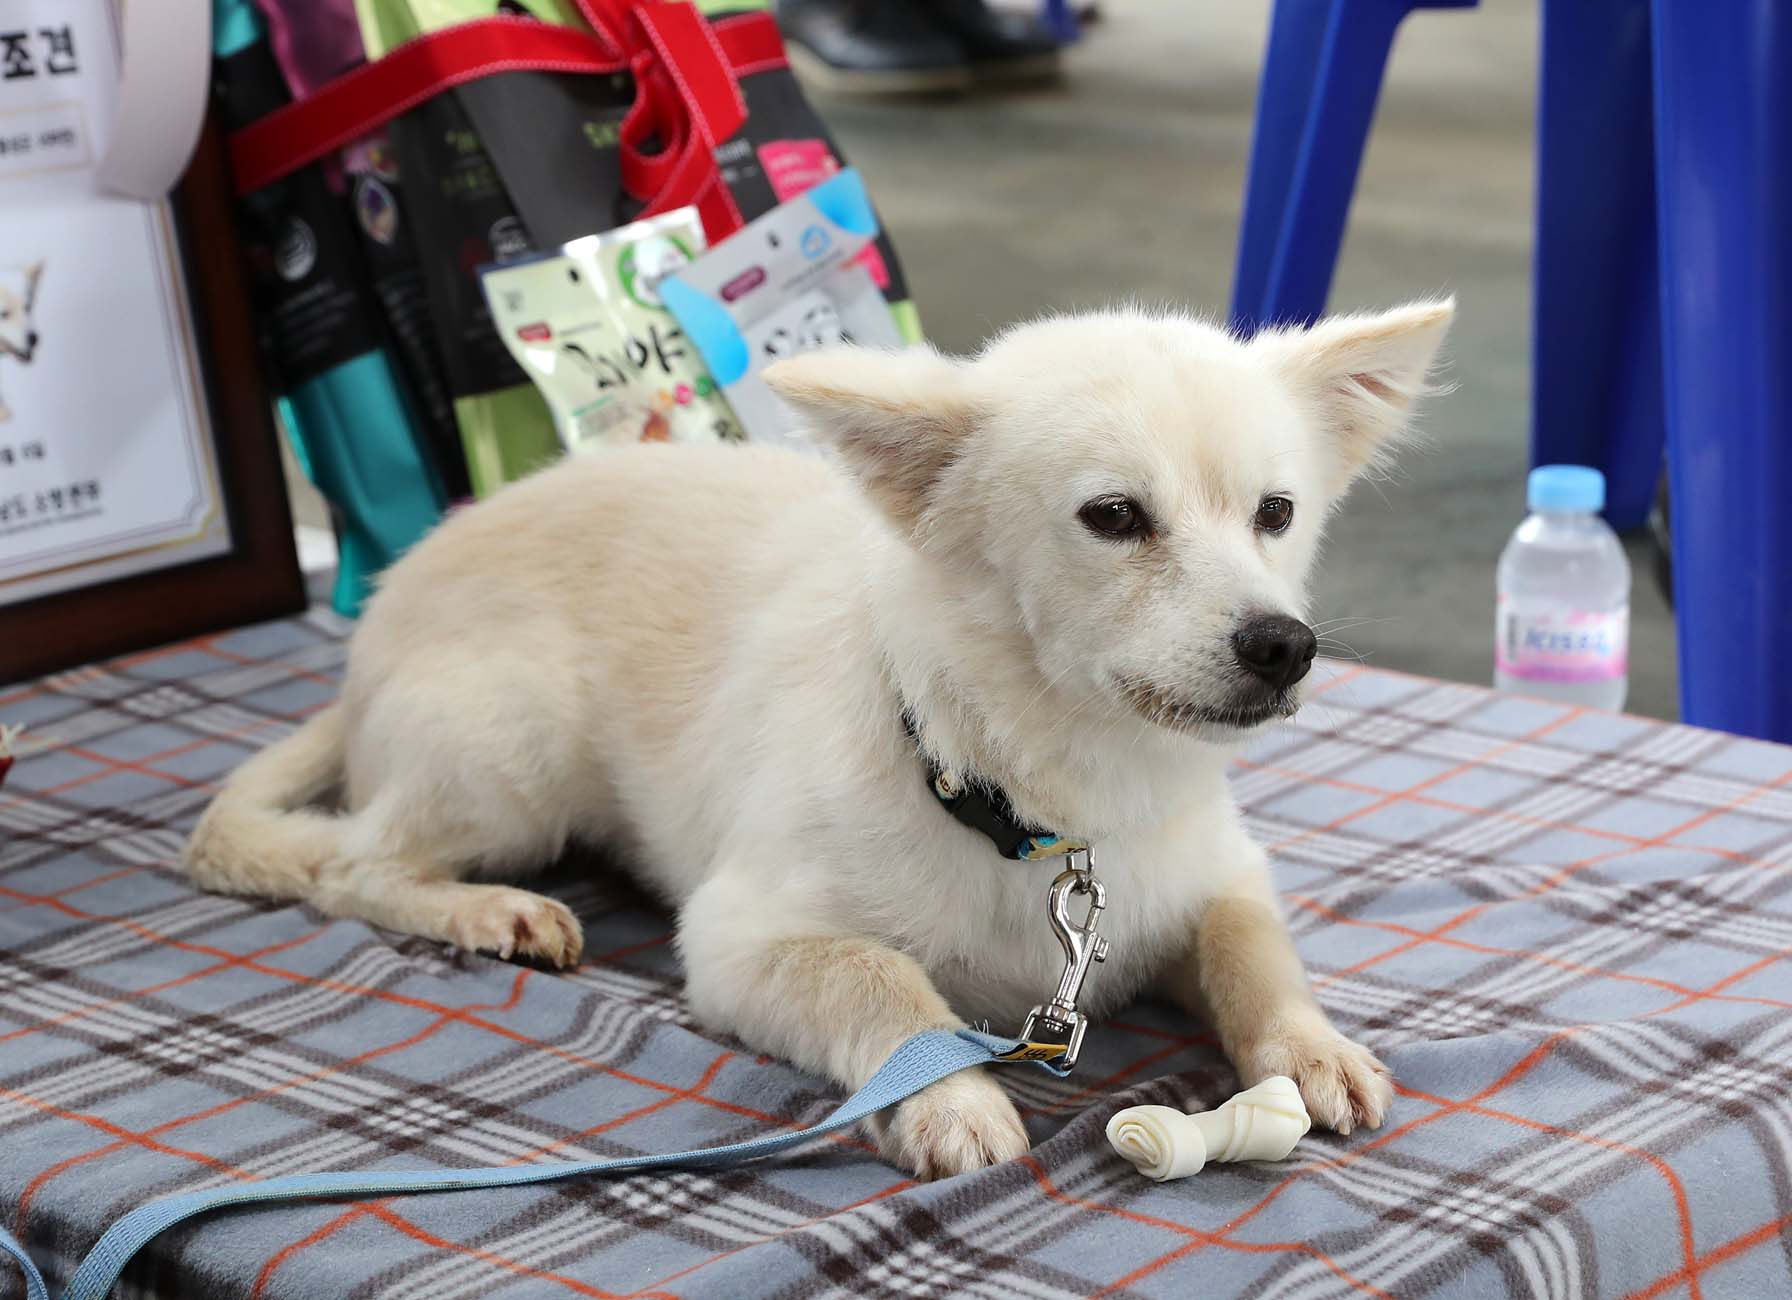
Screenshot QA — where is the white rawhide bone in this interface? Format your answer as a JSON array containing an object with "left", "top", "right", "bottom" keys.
[{"left": 1105, "top": 1076, "right": 1311, "bottom": 1181}]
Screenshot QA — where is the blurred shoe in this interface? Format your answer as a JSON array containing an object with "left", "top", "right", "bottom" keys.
[
  {"left": 922, "top": 0, "right": 1061, "bottom": 84},
  {"left": 776, "top": 0, "right": 972, "bottom": 95}
]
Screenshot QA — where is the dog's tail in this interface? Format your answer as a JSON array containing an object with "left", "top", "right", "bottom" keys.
[{"left": 183, "top": 704, "right": 347, "bottom": 900}]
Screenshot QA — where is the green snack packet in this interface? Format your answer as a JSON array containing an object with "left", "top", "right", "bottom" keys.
[
  {"left": 482, "top": 210, "right": 743, "bottom": 450},
  {"left": 356, "top": 0, "right": 573, "bottom": 495}
]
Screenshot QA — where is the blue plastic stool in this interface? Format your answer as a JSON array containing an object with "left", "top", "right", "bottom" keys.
[
  {"left": 1650, "top": 0, "right": 1792, "bottom": 740},
  {"left": 1232, "top": 0, "right": 1792, "bottom": 739},
  {"left": 1531, "top": 0, "right": 1661, "bottom": 532},
  {"left": 1229, "top": 0, "right": 1476, "bottom": 335},
  {"left": 1041, "top": 0, "right": 1078, "bottom": 44}
]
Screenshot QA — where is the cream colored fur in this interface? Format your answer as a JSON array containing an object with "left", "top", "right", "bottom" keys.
[{"left": 185, "top": 300, "right": 1454, "bottom": 1177}]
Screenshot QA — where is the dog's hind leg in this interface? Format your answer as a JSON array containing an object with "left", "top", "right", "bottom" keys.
[
  {"left": 308, "top": 790, "right": 583, "bottom": 967},
  {"left": 299, "top": 654, "right": 593, "bottom": 966},
  {"left": 311, "top": 854, "right": 583, "bottom": 966}
]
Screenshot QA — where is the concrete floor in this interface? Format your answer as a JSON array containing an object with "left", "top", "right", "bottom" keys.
[{"left": 284, "top": 0, "right": 1678, "bottom": 717}]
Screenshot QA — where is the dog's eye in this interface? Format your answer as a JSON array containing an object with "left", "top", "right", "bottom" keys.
[
  {"left": 1079, "top": 496, "right": 1150, "bottom": 541},
  {"left": 1254, "top": 496, "right": 1294, "bottom": 535}
]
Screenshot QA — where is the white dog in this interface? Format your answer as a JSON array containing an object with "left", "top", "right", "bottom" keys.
[
  {"left": 0, "top": 261, "right": 43, "bottom": 422},
  {"left": 186, "top": 300, "right": 1453, "bottom": 1178}
]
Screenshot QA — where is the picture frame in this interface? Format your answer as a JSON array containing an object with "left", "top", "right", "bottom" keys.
[{"left": 0, "top": 117, "right": 306, "bottom": 684}]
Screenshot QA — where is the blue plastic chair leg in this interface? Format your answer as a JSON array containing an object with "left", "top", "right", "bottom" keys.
[
  {"left": 1231, "top": 0, "right": 1337, "bottom": 330},
  {"left": 1530, "top": 0, "right": 1661, "bottom": 530},
  {"left": 1040, "top": 0, "right": 1078, "bottom": 44},
  {"left": 1230, "top": 0, "right": 1476, "bottom": 335},
  {"left": 1651, "top": 0, "right": 1792, "bottom": 740}
]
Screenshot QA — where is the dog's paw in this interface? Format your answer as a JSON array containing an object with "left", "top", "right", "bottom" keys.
[
  {"left": 871, "top": 1069, "right": 1030, "bottom": 1180},
  {"left": 1239, "top": 1017, "right": 1392, "bottom": 1136},
  {"left": 450, "top": 889, "right": 584, "bottom": 968}
]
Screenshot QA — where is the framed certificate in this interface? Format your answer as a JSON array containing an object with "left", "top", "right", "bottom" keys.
[{"left": 0, "top": 0, "right": 302, "bottom": 682}]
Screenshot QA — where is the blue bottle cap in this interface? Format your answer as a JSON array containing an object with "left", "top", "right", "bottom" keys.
[{"left": 1527, "top": 465, "right": 1606, "bottom": 513}]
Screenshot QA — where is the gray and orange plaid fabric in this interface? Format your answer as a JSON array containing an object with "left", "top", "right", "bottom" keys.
[{"left": 3, "top": 611, "right": 1790, "bottom": 1299}]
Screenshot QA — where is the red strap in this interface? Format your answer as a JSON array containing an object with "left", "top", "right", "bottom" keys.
[
  {"left": 712, "top": 11, "right": 786, "bottom": 75},
  {"left": 614, "top": 12, "right": 785, "bottom": 219},
  {"left": 228, "top": 8, "right": 785, "bottom": 213},
  {"left": 619, "top": 51, "right": 685, "bottom": 197},
  {"left": 632, "top": 2, "right": 745, "bottom": 149},
  {"left": 229, "top": 17, "right": 623, "bottom": 196},
  {"left": 619, "top": 10, "right": 777, "bottom": 238},
  {"left": 573, "top": 0, "right": 634, "bottom": 52}
]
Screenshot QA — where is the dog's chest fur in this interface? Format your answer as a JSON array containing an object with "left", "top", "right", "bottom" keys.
[
  {"left": 882, "top": 831, "right": 1224, "bottom": 1027},
  {"left": 630, "top": 716, "right": 1240, "bottom": 1027}
]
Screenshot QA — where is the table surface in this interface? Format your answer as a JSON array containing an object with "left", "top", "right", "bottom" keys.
[{"left": 2, "top": 611, "right": 1790, "bottom": 1300}]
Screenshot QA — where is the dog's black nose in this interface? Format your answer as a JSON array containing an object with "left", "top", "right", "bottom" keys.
[
  {"left": 1232, "top": 614, "right": 1318, "bottom": 690},
  {"left": 25, "top": 331, "right": 36, "bottom": 348}
]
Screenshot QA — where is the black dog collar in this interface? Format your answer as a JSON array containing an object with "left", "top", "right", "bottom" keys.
[{"left": 902, "top": 710, "right": 1090, "bottom": 861}]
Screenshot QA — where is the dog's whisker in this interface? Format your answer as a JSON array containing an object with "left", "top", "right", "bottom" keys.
[
  {"left": 1296, "top": 696, "right": 1343, "bottom": 736},
  {"left": 1309, "top": 616, "right": 1393, "bottom": 634},
  {"left": 1315, "top": 635, "right": 1369, "bottom": 661},
  {"left": 999, "top": 661, "right": 1084, "bottom": 743},
  {"left": 1038, "top": 686, "right": 1106, "bottom": 743}
]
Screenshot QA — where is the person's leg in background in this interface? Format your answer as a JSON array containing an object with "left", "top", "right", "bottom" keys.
[{"left": 775, "top": 0, "right": 1062, "bottom": 94}]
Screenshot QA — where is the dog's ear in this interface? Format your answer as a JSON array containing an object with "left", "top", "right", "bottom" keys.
[
  {"left": 22, "top": 261, "right": 41, "bottom": 308},
  {"left": 1254, "top": 298, "right": 1454, "bottom": 488},
  {"left": 764, "top": 345, "right": 974, "bottom": 531}
]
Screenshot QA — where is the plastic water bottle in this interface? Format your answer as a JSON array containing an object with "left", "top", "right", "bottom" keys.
[{"left": 1495, "top": 466, "right": 1631, "bottom": 710}]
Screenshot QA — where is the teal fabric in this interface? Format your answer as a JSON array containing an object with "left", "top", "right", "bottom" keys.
[{"left": 279, "top": 356, "right": 445, "bottom": 619}]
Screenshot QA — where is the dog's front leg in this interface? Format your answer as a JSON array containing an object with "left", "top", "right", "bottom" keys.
[
  {"left": 679, "top": 872, "right": 1028, "bottom": 1179},
  {"left": 1166, "top": 855, "right": 1392, "bottom": 1134}
]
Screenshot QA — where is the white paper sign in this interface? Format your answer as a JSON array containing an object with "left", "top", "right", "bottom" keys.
[
  {"left": 0, "top": 0, "right": 114, "bottom": 203},
  {"left": 0, "top": 0, "right": 228, "bottom": 609}
]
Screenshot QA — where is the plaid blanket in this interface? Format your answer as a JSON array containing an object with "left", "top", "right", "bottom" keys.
[{"left": 3, "top": 611, "right": 1790, "bottom": 1300}]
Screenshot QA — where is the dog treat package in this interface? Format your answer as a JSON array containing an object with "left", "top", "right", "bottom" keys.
[
  {"left": 221, "top": 0, "right": 920, "bottom": 505},
  {"left": 447, "top": 40, "right": 636, "bottom": 248},
  {"left": 354, "top": 0, "right": 590, "bottom": 497},
  {"left": 446, "top": 0, "right": 922, "bottom": 348},
  {"left": 661, "top": 169, "right": 900, "bottom": 446},
  {"left": 256, "top": 0, "right": 471, "bottom": 501},
  {"left": 481, "top": 209, "right": 743, "bottom": 450},
  {"left": 213, "top": 0, "right": 446, "bottom": 617},
  {"left": 699, "top": 3, "right": 921, "bottom": 345}
]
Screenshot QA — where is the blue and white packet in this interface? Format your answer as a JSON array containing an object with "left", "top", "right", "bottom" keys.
[{"left": 659, "top": 169, "right": 903, "bottom": 449}]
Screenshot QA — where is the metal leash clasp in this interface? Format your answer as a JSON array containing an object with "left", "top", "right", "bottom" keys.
[{"left": 1013, "top": 848, "right": 1108, "bottom": 1071}]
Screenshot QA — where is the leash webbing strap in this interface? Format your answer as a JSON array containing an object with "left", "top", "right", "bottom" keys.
[{"left": 0, "top": 1029, "right": 1061, "bottom": 1300}]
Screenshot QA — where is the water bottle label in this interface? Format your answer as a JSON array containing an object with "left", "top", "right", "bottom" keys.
[{"left": 1496, "top": 600, "right": 1628, "bottom": 683}]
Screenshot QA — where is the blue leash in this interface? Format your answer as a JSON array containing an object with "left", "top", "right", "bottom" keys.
[{"left": 0, "top": 1029, "right": 1065, "bottom": 1300}]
